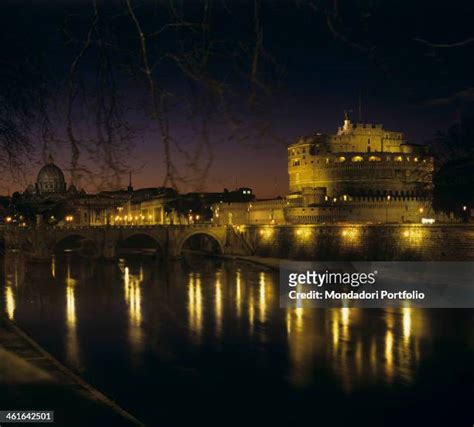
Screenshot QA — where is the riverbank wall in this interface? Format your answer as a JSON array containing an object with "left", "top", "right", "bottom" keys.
[
  {"left": 0, "top": 316, "right": 143, "bottom": 427},
  {"left": 238, "top": 224, "right": 474, "bottom": 261}
]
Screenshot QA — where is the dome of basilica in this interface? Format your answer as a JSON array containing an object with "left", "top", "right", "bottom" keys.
[{"left": 36, "top": 155, "right": 67, "bottom": 195}]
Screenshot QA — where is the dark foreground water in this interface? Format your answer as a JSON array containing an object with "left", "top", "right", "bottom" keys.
[{"left": 1, "top": 252, "right": 473, "bottom": 426}]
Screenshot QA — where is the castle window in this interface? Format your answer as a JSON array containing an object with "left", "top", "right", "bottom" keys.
[
  {"left": 351, "top": 156, "right": 364, "bottom": 162},
  {"left": 336, "top": 156, "right": 346, "bottom": 163},
  {"left": 368, "top": 156, "right": 382, "bottom": 162},
  {"left": 395, "top": 156, "right": 403, "bottom": 162}
]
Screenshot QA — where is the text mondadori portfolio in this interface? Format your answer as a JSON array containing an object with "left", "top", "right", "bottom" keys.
[{"left": 287, "top": 271, "right": 425, "bottom": 300}]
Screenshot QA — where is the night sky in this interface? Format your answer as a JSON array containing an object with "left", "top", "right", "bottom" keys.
[{"left": 2, "top": 0, "right": 474, "bottom": 197}]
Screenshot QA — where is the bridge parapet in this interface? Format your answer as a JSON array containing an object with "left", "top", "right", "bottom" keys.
[{"left": 1, "top": 224, "right": 248, "bottom": 260}]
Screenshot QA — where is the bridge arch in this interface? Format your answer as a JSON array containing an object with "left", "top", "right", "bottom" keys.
[
  {"left": 53, "top": 233, "right": 99, "bottom": 257},
  {"left": 116, "top": 232, "right": 163, "bottom": 255},
  {"left": 178, "top": 231, "right": 224, "bottom": 256}
]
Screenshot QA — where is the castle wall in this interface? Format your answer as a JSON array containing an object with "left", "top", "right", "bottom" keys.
[
  {"left": 212, "top": 196, "right": 439, "bottom": 225},
  {"left": 288, "top": 153, "right": 433, "bottom": 195},
  {"left": 241, "top": 224, "right": 474, "bottom": 261},
  {"left": 286, "top": 197, "right": 433, "bottom": 224},
  {"left": 213, "top": 199, "right": 287, "bottom": 225}
]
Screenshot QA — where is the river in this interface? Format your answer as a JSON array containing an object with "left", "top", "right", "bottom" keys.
[{"left": 1, "top": 252, "right": 473, "bottom": 426}]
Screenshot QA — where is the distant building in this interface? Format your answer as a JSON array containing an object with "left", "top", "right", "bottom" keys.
[
  {"left": 8, "top": 157, "right": 256, "bottom": 227},
  {"left": 36, "top": 155, "right": 67, "bottom": 195},
  {"left": 214, "top": 115, "right": 436, "bottom": 225},
  {"left": 22, "top": 155, "right": 75, "bottom": 199}
]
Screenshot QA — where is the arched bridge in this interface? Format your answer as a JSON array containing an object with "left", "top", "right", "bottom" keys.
[{"left": 3, "top": 225, "right": 252, "bottom": 260}]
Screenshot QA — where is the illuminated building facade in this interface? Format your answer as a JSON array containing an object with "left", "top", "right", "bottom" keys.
[
  {"left": 289, "top": 115, "right": 432, "bottom": 199},
  {"left": 215, "top": 115, "right": 435, "bottom": 224},
  {"left": 9, "top": 158, "right": 255, "bottom": 227},
  {"left": 286, "top": 115, "right": 434, "bottom": 223}
]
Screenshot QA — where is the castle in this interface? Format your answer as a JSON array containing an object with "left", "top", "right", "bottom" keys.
[{"left": 213, "top": 115, "right": 435, "bottom": 224}]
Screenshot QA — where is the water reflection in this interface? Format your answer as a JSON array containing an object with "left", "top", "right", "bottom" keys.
[
  {"left": 5, "top": 285, "right": 15, "bottom": 320},
  {"left": 1, "top": 253, "right": 464, "bottom": 408},
  {"left": 284, "top": 306, "right": 428, "bottom": 391},
  {"left": 403, "top": 306, "right": 411, "bottom": 341},
  {"left": 248, "top": 288, "right": 255, "bottom": 336},
  {"left": 51, "top": 255, "right": 56, "bottom": 278},
  {"left": 4, "top": 252, "right": 21, "bottom": 320},
  {"left": 235, "top": 269, "right": 242, "bottom": 318},
  {"left": 188, "top": 272, "right": 203, "bottom": 343},
  {"left": 120, "top": 260, "right": 144, "bottom": 358},
  {"left": 286, "top": 307, "right": 313, "bottom": 386},
  {"left": 215, "top": 271, "right": 223, "bottom": 337},
  {"left": 259, "top": 272, "right": 266, "bottom": 324},
  {"left": 65, "top": 259, "right": 81, "bottom": 368},
  {"left": 328, "top": 307, "right": 424, "bottom": 389},
  {"left": 385, "top": 329, "right": 394, "bottom": 383},
  {"left": 330, "top": 308, "right": 353, "bottom": 392}
]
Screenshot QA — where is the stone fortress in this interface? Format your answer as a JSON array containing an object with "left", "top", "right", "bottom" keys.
[{"left": 214, "top": 114, "right": 437, "bottom": 225}]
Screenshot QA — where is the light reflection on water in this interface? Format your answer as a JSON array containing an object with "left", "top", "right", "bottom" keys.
[
  {"left": 120, "top": 261, "right": 144, "bottom": 359},
  {"left": 188, "top": 272, "right": 203, "bottom": 343},
  {"left": 65, "top": 261, "right": 81, "bottom": 368},
  {"left": 1, "top": 252, "right": 472, "bottom": 425},
  {"left": 4, "top": 252, "right": 20, "bottom": 321},
  {"left": 214, "top": 271, "right": 222, "bottom": 337}
]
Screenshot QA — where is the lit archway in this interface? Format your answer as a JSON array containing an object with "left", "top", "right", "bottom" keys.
[{"left": 180, "top": 232, "right": 223, "bottom": 256}]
